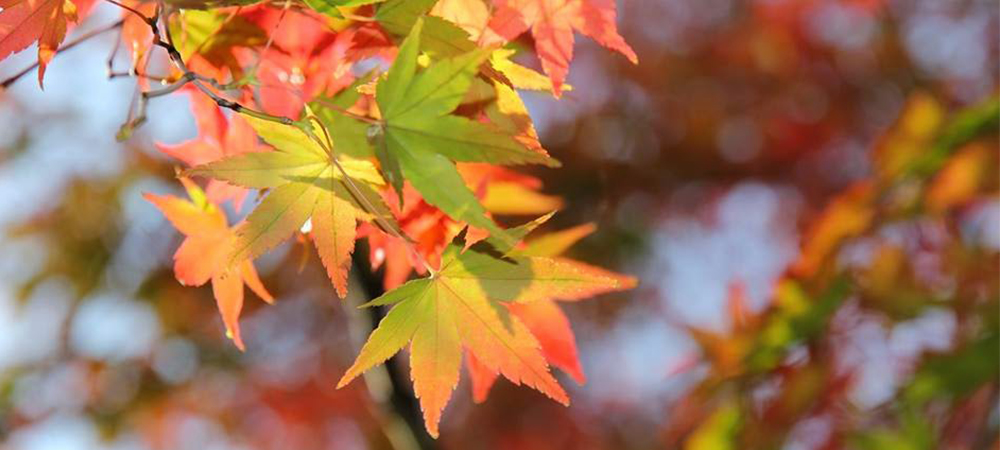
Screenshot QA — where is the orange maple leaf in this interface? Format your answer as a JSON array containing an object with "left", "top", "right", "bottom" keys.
[
  {"left": 145, "top": 179, "right": 273, "bottom": 351},
  {"left": 465, "top": 223, "right": 635, "bottom": 401},
  {"left": 467, "top": 296, "right": 585, "bottom": 401},
  {"left": 486, "top": 0, "right": 637, "bottom": 96}
]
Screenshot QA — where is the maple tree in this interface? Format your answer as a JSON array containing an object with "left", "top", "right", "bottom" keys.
[{"left": 0, "top": 0, "right": 638, "bottom": 438}]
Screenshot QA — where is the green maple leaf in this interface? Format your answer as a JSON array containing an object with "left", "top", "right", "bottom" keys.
[
  {"left": 337, "top": 235, "right": 635, "bottom": 437},
  {"left": 374, "top": 0, "right": 437, "bottom": 36},
  {"left": 377, "top": 1, "right": 476, "bottom": 57},
  {"left": 370, "top": 18, "right": 559, "bottom": 248},
  {"left": 188, "top": 115, "right": 397, "bottom": 297},
  {"left": 375, "top": 1, "right": 514, "bottom": 86}
]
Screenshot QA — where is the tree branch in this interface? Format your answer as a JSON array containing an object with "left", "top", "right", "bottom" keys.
[
  {"left": 93, "top": 11, "right": 433, "bottom": 444},
  {"left": 351, "top": 247, "right": 439, "bottom": 450},
  {"left": 112, "top": 1, "right": 297, "bottom": 139}
]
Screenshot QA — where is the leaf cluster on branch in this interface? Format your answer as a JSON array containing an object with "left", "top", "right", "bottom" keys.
[{"left": 0, "top": 0, "right": 638, "bottom": 437}]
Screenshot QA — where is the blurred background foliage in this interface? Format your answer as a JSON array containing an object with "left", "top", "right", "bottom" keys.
[{"left": 0, "top": 0, "right": 997, "bottom": 449}]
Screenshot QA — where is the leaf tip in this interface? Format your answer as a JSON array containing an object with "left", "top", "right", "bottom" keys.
[
  {"left": 226, "top": 328, "right": 246, "bottom": 352},
  {"left": 619, "top": 275, "right": 639, "bottom": 290},
  {"left": 551, "top": 80, "right": 564, "bottom": 99},
  {"left": 625, "top": 49, "right": 639, "bottom": 65}
]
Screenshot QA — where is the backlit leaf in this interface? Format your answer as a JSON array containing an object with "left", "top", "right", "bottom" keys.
[{"left": 145, "top": 182, "right": 273, "bottom": 350}]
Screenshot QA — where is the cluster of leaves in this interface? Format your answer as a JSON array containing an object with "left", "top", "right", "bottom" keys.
[
  {"left": 0, "top": 0, "right": 640, "bottom": 438},
  {"left": 667, "top": 95, "right": 999, "bottom": 449}
]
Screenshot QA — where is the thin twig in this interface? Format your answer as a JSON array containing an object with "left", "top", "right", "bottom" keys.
[
  {"left": 192, "top": 73, "right": 242, "bottom": 91},
  {"left": 1, "top": 20, "right": 125, "bottom": 89},
  {"left": 109, "top": 70, "right": 170, "bottom": 82},
  {"left": 157, "top": 2, "right": 293, "bottom": 127},
  {"left": 105, "top": 24, "right": 124, "bottom": 77},
  {"left": 119, "top": 72, "right": 194, "bottom": 137},
  {"left": 110, "top": 0, "right": 297, "bottom": 136},
  {"left": 104, "top": 0, "right": 149, "bottom": 22}
]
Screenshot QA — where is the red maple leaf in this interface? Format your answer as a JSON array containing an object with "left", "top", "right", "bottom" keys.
[
  {"left": 239, "top": 8, "right": 355, "bottom": 118},
  {"left": 0, "top": 0, "right": 95, "bottom": 87}
]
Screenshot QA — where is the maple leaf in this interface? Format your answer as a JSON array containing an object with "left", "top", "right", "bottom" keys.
[
  {"left": 464, "top": 222, "right": 635, "bottom": 402},
  {"left": 145, "top": 178, "right": 273, "bottom": 351},
  {"left": 431, "top": 0, "right": 490, "bottom": 41},
  {"left": 368, "top": 18, "right": 558, "bottom": 249},
  {"left": 239, "top": 8, "right": 356, "bottom": 118},
  {"left": 338, "top": 230, "right": 635, "bottom": 436},
  {"left": 0, "top": 0, "right": 93, "bottom": 87},
  {"left": 337, "top": 242, "right": 562, "bottom": 437},
  {"left": 487, "top": 0, "right": 637, "bottom": 95},
  {"left": 188, "top": 113, "right": 395, "bottom": 298},
  {"left": 157, "top": 87, "right": 269, "bottom": 211}
]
